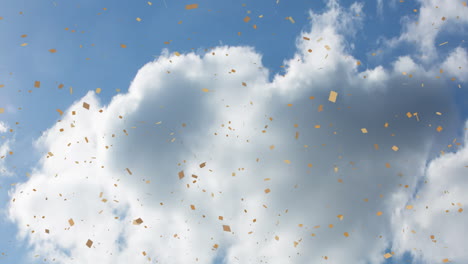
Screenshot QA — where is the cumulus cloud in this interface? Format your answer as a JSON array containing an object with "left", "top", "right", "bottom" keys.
[
  {"left": 392, "top": 123, "right": 468, "bottom": 263},
  {"left": 7, "top": 1, "right": 465, "bottom": 264}
]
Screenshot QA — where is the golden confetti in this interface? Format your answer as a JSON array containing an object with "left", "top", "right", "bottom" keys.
[
  {"left": 284, "top": 160, "right": 291, "bottom": 164},
  {"left": 439, "top": 42, "right": 448, "bottom": 46},
  {"left": 437, "top": 126, "right": 443, "bottom": 132},
  {"left": 223, "top": 225, "right": 231, "bottom": 232},
  {"left": 318, "top": 105, "right": 323, "bottom": 112},
  {"left": 148, "top": 1, "right": 152, "bottom": 5},
  {"left": 120, "top": 44, "right": 127, "bottom": 48},
  {"left": 406, "top": 205, "right": 413, "bottom": 210},
  {"left": 201, "top": 88, "right": 209, "bottom": 92},
  {"left": 337, "top": 214, "right": 344, "bottom": 220},
  {"left": 190, "top": 204, "right": 196, "bottom": 210},
  {"left": 86, "top": 239, "right": 93, "bottom": 248},
  {"left": 185, "top": 4, "right": 198, "bottom": 10},
  {"left": 49, "top": 49, "right": 57, "bottom": 53},
  {"left": 328, "top": 91, "right": 338, "bottom": 103},
  {"left": 178, "top": 170, "right": 185, "bottom": 179},
  {"left": 95, "top": 88, "right": 101, "bottom": 94},
  {"left": 243, "top": 16, "right": 251, "bottom": 23},
  {"left": 174, "top": 51, "right": 181, "bottom": 56},
  {"left": 83, "top": 102, "right": 90, "bottom": 110},
  {"left": 34, "top": 81, "right": 41, "bottom": 88},
  {"left": 21, "top": 43, "right": 28, "bottom": 46},
  {"left": 0, "top": 108, "right": 4, "bottom": 114},
  {"left": 136, "top": 17, "right": 141, "bottom": 22},
  {"left": 126, "top": 168, "right": 132, "bottom": 175},
  {"left": 68, "top": 218, "right": 75, "bottom": 226},
  {"left": 264, "top": 188, "right": 271, "bottom": 194},
  {"left": 344, "top": 232, "right": 349, "bottom": 237},
  {"left": 376, "top": 211, "right": 383, "bottom": 216},
  {"left": 56, "top": 109, "right": 63, "bottom": 115},
  {"left": 361, "top": 128, "right": 368, "bottom": 134},
  {"left": 288, "top": 16, "right": 295, "bottom": 23},
  {"left": 383, "top": 253, "right": 392, "bottom": 259},
  {"left": 133, "top": 218, "right": 143, "bottom": 225},
  {"left": 392, "top": 146, "right": 399, "bottom": 151}
]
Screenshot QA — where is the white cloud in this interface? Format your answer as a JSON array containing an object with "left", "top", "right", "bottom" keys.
[
  {"left": 7, "top": 2, "right": 465, "bottom": 264},
  {"left": 392, "top": 0, "right": 468, "bottom": 62},
  {"left": 392, "top": 123, "right": 468, "bottom": 263}
]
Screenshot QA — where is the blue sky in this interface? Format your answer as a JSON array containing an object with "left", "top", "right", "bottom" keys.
[{"left": 1, "top": 0, "right": 468, "bottom": 263}]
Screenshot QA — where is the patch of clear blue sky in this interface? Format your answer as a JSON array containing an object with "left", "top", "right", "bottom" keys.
[{"left": 0, "top": 0, "right": 466, "bottom": 263}]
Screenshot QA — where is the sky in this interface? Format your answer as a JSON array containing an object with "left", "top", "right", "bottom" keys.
[{"left": 0, "top": 0, "right": 467, "bottom": 263}]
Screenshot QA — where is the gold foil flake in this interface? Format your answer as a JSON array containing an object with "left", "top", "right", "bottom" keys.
[
  {"left": 133, "top": 218, "right": 143, "bottom": 225},
  {"left": 34, "top": 81, "right": 41, "bottom": 88},
  {"left": 437, "top": 126, "right": 443, "bottom": 132},
  {"left": 56, "top": 109, "right": 63, "bottom": 115},
  {"left": 383, "top": 253, "right": 392, "bottom": 259},
  {"left": 202, "top": 88, "right": 209, "bottom": 92},
  {"left": 284, "top": 160, "right": 291, "bottom": 164},
  {"left": 185, "top": 4, "right": 199, "bottom": 9},
  {"left": 68, "top": 218, "right": 75, "bottom": 226},
  {"left": 264, "top": 188, "right": 271, "bottom": 194},
  {"left": 223, "top": 225, "right": 231, "bottom": 232},
  {"left": 361, "top": 128, "right": 368, "bottom": 134},
  {"left": 86, "top": 239, "right": 93, "bottom": 248},
  {"left": 126, "top": 168, "right": 132, "bottom": 175},
  {"left": 83, "top": 102, "right": 90, "bottom": 110},
  {"left": 392, "top": 146, "right": 399, "bottom": 151},
  {"left": 190, "top": 204, "right": 196, "bottom": 210},
  {"left": 406, "top": 205, "right": 413, "bottom": 210},
  {"left": 178, "top": 170, "right": 185, "bottom": 179},
  {"left": 95, "top": 88, "right": 102, "bottom": 94},
  {"left": 328, "top": 91, "right": 338, "bottom": 103},
  {"left": 120, "top": 44, "right": 127, "bottom": 48},
  {"left": 49, "top": 49, "right": 57, "bottom": 53},
  {"left": 376, "top": 211, "right": 383, "bottom": 216},
  {"left": 243, "top": 16, "right": 251, "bottom": 23},
  {"left": 136, "top": 17, "right": 142, "bottom": 22}
]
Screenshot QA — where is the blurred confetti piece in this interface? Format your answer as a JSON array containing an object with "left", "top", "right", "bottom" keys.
[
  {"left": 376, "top": 211, "right": 383, "bottom": 216},
  {"left": 406, "top": 205, "right": 413, "bottom": 210},
  {"left": 126, "top": 168, "right": 132, "bottom": 175},
  {"left": 361, "top": 128, "right": 368, "bottom": 134},
  {"left": 328, "top": 91, "right": 338, "bottom": 103},
  {"left": 148, "top": 1, "right": 152, "bottom": 5},
  {"left": 0, "top": 108, "right": 4, "bottom": 114},
  {"left": 383, "top": 253, "right": 392, "bottom": 259},
  {"left": 34, "top": 81, "right": 41, "bottom": 88},
  {"left": 243, "top": 16, "right": 251, "bottom": 23},
  {"left": 136, "top": 17, "right": 141, "bottom": 22},
  {"left": 437, "top": 126, "right": 443, "bottom": 132},
  {"left": 344, "top": 232, "right": 349, "bottom": 237},
  {"left": 133, "top": 218, "right": 143, "bottom": 225},
  {"left": 201, "top": 88, "right": 209, "bottom": 92},
  {"left": 83, "top": 102, "right": 90, "bottom": 110},
  {"left": 392, "top": 146, "right": 399, "bottom": 151},
  {"left": 120, "top": 44, "right": 127, "bottom": 48},
  {"left": 223, "top": 225, "right": 231, "bottom": 232},
  {"left": 185, "top": 4, "right": 198, "bottom": 9},
  {"left": 86, "top": 239, "right": 93, "bottom": 248},
  {"left": 288, "top": 16, "right": 295, "bottom": 23},
  {"left": 68, "top": 218, "right": 75, "bottom": 226},
  {"left": 178, "top": 170, "right": 185, "bottom": 179},
  {"left": 174, "top": 51, "right": 181, "bottom": 56},
  {"left": 21, "top": 43, "right": 28, "bottom": 46},
  {"left": 95, "top": 88, "right": 101, "bottom": 94},
  {"left": 49, "top": 49, "right": 57, "bottom": 53},
  {"left": 439, "top": 42, "right": 448, "bottom": 46},
  {"left": 56, "top": 109, "right": 63, "bottom": 115},
  {"left": 190, "top": 205, "right": 196, "bottom": 210},
  {"left": 199, "top": 162, "right": 206, "bottom": 168},
  {"left": 264, "top": 188, "right": 271, "bottom": 194},
  {"left": 284, "top": 160, "right": 291, "bottom": 164}
]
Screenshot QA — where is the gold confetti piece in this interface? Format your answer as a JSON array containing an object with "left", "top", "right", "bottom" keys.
[
  {"left": 269, "top": 145, "right": 275, "bottom": 150},
  {"left": 243, "top": 16, "right": 250, "bottom": 23},
  {"left": 21, "top": 43, "right": 28, "bottom": 46},
  {"left": 264, "top": 188, "right": 271, "bottom": 194},
  {"left": 136, "top": 17, "right": 141, "bottom": 22},
  {"left": 337, "top": 214, "right": 344, "bottom": 220},
  {"left": 376, "top": 211, "right": 383, "bottom": 216},
  {"left": 275, "top": 235, "right": 279, "bottom": 241},
  {"left": 201, "top": 88, "right": 209, "bottom": 92},
  {"left": 324, "top": 45, "right": 331, "bottom": 50},
  {"left": 437, "top": 126, "right": 443, "bottom": 132},
  {"left": 126, "top": 168, "right": 132, "bottom": 175},
  {"left": 439, "top": 42, "right": 448, "bottom": 46},
  {"left": 45, "top": 229, "right": 49, "bottom": 234},
  {"left": 34, "top": 81, "right": 41, "bottom": 88},
  {"left": 406, "top": 205, "right": 413, "bottom": 210},
  {"left": 0, "top": 108, "right": 4, "bottom": 114},
  {"left": 133, "top": 218, "right": 143, "bottom": 225},
  {"left": 344, "top": 232, "right": 349, "bottom": 237},
  {"left": 69, "top": 87, "right": 73, "bottom": 94},
  {"left": 383, "top": 253, "right": 392, "bottom": 259},
  {"left": 174, "top": 51, "right": 181, "bottom": 56},
  {"left": 223, "top": 225, "right": 231, "bottom": 232},
  {"left": 49, "top": 49, "right": 57, "bottom": 53},
  {"left": 185, "top": 4, "right": 198, "bottom": 9},
  {"left": 148, "top": 1, "right": 152, "bottom": 5},
  {"left": 406, "top": 112, "right": 413, "bottom": 118},
  {"left": 284, "top": 160, "right": 291, "bottom": 164},
  {"left": 328, "top": 91, "right": 338, "bottom": 103},
  {"left": 356, "top": 61, "right": 361, "bottom": 66},
  {"left": 95, "top": 88, "right": 101, "bottom": 94},
  {"left": 436, "top": 112, "right": 442, "bottom": 115},
  {"left": 48, "top": 152, "right": 54, "bottom": 157},
  {"left": 58, "top": 84, "right": 64, "bottom": 89},
  {"left": 264, "top": 178, "right": 271, "bottom": 181},
  {"left": 120, "top": 44, "right": 127, "bottom": 48},
  {"left": 86, "top": 239, "right": 93, "bottom": 248},
  {"left": 288, "top": 16, "right": 295, "bottom": 23},
  {"left": 190, "top": 205, "right": 196, "bottom": 210},
  {"left": 361, "top": 128, "right": 368, "bottom": 134},
  {"left": 303, "top": 37, "right": 310, "bottom": 41},
  {"left": 385, "top": 163, "right": 391, "bottom": 168},
  {"left": 68, "top": 218, "right": 75, "bottom": 226},
  {"left": 178, "top": 170, "right": 185, "bottom": 179},
  {"left": 463, "top": 2, "right": 467, "bottom": 6},
  {"left": 374, "top": 144, "right": 379, "bottom": 150},
  {"left": 83, "top": 102, "right": 90, "bottom": 110},
  {"left": 56, "top": 109, "right": 63, "bottom": 115},
  {"left": 318, "top": 105, "right": 323, "bottom": 112},
  {"left": 458, "top": 208, "right": 463, "bottom": 213},
  {"left": 213, "top": 244, "right": 219, "bottom": 249},
  {"left": 392, "top": 146, "right": 399, "bottom": 151}
]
